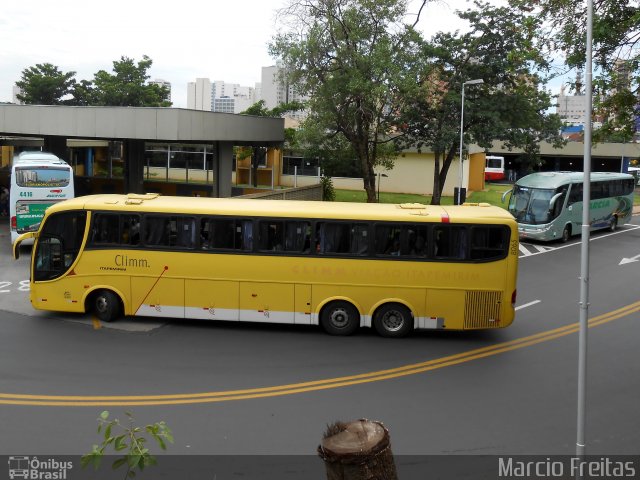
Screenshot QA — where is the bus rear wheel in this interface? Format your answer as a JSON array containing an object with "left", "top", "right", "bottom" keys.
[
  {"left": 93, "top": 290, "right": 121, "bottom": 323},
  {"left": 320, "top": 301, "right": 359, "bottom": 336},
  {"left": 609, "top": 216, "right": 618, "bottom": 232},
  {"left": 373, "top": 303, "right": 413, "bottom": 338}
]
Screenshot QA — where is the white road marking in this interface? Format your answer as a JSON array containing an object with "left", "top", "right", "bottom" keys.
[{"left": 515, "top": 300, "right": 541, "bottom": 311}]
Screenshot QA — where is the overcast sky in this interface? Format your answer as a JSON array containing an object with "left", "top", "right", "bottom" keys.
[{"left": 1, "top": 0, "right": 563, "bottom": 108}]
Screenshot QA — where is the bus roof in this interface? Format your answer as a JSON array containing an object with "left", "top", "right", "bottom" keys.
[
  {"left": 46, "top": 194, "right": 515, "bottom": 223},
  {"left": 515, "top": 171, "right": 634, "bottom": 189},
  {"left": 12, "top": 151, "right": 68, "bottom": 166}
]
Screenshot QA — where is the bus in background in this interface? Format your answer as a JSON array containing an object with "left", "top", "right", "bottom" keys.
[
  {"left": 484, "top": 155, "right": 505, "bottom": 181},
  {"left": 9, "top": 151, "right": 74, "bottom": 244},
  {"left": 13, "top": 194, "right": 519, "bottom": 338},
  {"left": 503, "top": 171, "right": 635, "bottom": 242}
]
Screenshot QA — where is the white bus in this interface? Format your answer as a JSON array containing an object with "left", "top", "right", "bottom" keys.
[
  {"left": 504, "top": 171, "right": 635, "bottom": 242},
  {"left": 484, "top": 155, "right": 505, "bottom": 181},
  {"left": 9, "top": 151, "right": 74, "bottom": 244}
]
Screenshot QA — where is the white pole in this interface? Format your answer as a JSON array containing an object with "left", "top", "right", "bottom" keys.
[
  {"left": 576, "top": 0, "right": 593, "bottom": 463},
  {"left": 457, "top": 79, "right": 483, "bottom": 205},
  {"left": 294, "top": 165, "right": 298, "bottom": 188},
  {"left": 458, "top": 83, "right": 466, "bottom": 205}
]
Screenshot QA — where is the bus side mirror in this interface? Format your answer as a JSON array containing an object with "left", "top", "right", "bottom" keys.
[
  {"left": 12, "top": 232, "right": 36, "bottom": 260},
  {"left": 501, "top": 189, "right": 512, "bottom": 203},
  {"left": 549, "top": 192, "right": 563, "bottom": 210}
]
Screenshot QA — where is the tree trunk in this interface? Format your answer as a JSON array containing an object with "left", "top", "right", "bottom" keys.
[
  {"left": 318, "top": 419, "right": 398, "bottom": 480},
  {"left": 357, "top": 145, "right": 377, "bottom": 203},
  {"left": 431, "top": 151, "right": 442, "bottom": 205}
]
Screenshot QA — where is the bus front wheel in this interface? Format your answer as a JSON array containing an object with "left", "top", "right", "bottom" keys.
[
  {"left": 93, "top": 290, "right": 121, "bottom": 323},
  {"left": 561, "top": 225, "right": 571, "bottom": 243},
  {"left": 373, "top": 303, "right": 413, "bottom": 338},
  {"left": 320, "top": 301, "right": 359, "bottom": 336}
]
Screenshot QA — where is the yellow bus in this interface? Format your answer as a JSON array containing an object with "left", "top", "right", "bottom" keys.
[{"left": 13, "top": 194, "right": 519, "bottom": 337}]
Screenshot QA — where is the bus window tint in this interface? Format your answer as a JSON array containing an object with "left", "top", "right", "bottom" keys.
[
  {"left": 285, "top": 221, "right": 311, "bottom": 253},
  {"left": 317, "top": 222, "right": 368, "bottom": 255},
  {"left": 375, "top": 224, "right": 428, "bottom": 257},
  {"left": 259, "top": 221, "right": 285, "bottom": 251},
  {"left": 470, "top": 226, "right": 509, "bottom": 260},
  {"left": 145, "top": 216, "right": 195, "bottom": 248},
  {"left": 434, "top": 226, "right": 468, "bottom": 260},
  {"left": 121, "top": 215, "right": 141, "bottom": 246},
  {"left": 200, "top": 218, "right": 252, "bottom": 251},
  {"left": 91, "top": 213, "right": 120, "bottom": 244}
]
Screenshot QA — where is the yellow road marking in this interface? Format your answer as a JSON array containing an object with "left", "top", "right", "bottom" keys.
[
  {"left": 92, "top": 317, "right": 102, "bottom": 330},
  {"left": 1, "top": 300, "right": 638, "bottom": 407}
]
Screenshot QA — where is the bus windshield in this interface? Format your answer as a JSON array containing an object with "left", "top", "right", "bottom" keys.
[
  {"left": 15, "top": 167, "right": 71, "bottom": 187},
  {"left": 508, "top": 186, "right": 556, "bottom": 225}
]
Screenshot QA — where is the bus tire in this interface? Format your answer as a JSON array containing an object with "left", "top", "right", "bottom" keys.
[
  {"left": 609, "top": 216, "right": 618, "bottom": 232},
  {"left": 373, "top": 303, "right": 413, "bottom": 338},
  {"left": 561, "top": 225, "right": 571, "bottom": 243},
  {"left": 320, "top": 301, "right": 359, "bottom": 336},
  {"left": 93, "top": 290, "right": 121, "bottom": 323}
]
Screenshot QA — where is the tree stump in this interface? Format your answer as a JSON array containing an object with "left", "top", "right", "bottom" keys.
[{"left": 318, "top": 419, "right": 398, "bottom": 480}]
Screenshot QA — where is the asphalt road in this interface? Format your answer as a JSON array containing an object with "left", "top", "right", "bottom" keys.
[{"left": 1, "top": 217, "right": 639, "bottom": 477}]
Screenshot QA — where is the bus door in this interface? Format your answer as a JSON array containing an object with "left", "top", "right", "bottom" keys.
[{"left": 566, "top": 183, "right": 583, "bottom": 229}]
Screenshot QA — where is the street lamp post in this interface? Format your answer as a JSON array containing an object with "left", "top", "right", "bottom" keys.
[{"left": 457, "top": 78, "right": 484, "bottom": 205}]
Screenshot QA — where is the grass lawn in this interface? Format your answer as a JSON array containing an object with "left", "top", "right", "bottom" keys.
[{"left": 335, "top": 182, "right": 513, "bottom": 208}]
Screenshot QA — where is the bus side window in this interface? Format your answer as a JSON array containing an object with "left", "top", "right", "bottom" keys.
[
  {"left": 470, "top": 226, "right": 509, "bottom": 260},
  {"left": 176, "top": 217, "right": 196, "bottom": 249},
  {"left": 434, "top": 226, "right": 468, "bottom": 260},
  {"left": 91, "top": 214, "right": 119, "bottom": 244},
  {"left": 284, "top": 221, "right": 310, "bottom": 253},
  {"left": 258, "top": 221, "right": 284, "bottom": 251},
  {"left": 121, "top": 214, "right": 140, "bottom": 246},
  {"left": 145, "top": 216, "right": 168, "bottom": 246},
  {"left": 568, "top": 183, "right": 582, "bottom": 205}
]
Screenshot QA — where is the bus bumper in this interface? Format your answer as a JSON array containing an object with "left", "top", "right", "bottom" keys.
[{"left": 517, "top": 223, "right": 557, "bottom": 242}]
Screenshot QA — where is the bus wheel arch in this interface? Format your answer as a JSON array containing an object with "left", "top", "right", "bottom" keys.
[
  {"left": 319, "top": 299, "right": 361, "bottom": 336},
  {"left": 373, "top": 302, "right": 414, "bottom": 338},
  {"left": 86, "top": 288, "right": 123, "bottom": 322}
]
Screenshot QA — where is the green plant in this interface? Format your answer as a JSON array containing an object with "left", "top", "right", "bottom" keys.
[
  {"left": 321, "top": 175, "right": 336, "bottom": 201},
  {"left": 81, "top": 410, "right": 174, "bottom": 478}
]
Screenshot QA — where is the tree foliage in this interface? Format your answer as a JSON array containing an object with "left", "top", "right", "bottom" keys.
[
  {"left": 91, "top": 56, "right": 171, "bottom": 107},
  {"left": 512, "top": 0, "right": 639, "bottom": 140},
  {"left": 270, "top": 0, "right": 426, "bottom": 202},
  {"left": 15, "top": 63, "right": 76, "bottom": 105},
  {"left": 395, "top": 1, "right": 564, "bottom": 204},
  {"left": 15, "top": 56, "right": 171, "bottom": 107},
  {"left": 239, "top": 100, "right": 305, "bottom": 186}
]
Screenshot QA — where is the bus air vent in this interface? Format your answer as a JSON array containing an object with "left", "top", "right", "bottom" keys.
[
  {"left": 464, "top": 290, "right": 502, "bottom": 329},
  {"left": 398, "top": 203, "right": 427, "bottom": 209},
  {"left": 125, "top": 193, "right": 160, "bottom": 205}
]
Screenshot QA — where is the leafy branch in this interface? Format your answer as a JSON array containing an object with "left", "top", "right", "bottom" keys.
[{"left": 81, "top": 410, "right": 174, "bottom": 479}]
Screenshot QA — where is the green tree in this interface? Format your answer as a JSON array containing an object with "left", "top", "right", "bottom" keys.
[
  {"left": 239, "top": 100, "right": 304, "bottom": 186},
  {"left": 91, "top": 55, "right": 171, "bottom": 107},
  {"left": 15, "top": 63, "right": 76, "bottom": 105},
  {"left": 512, "top": 0, "right": 639, "bottom": 138},
  {"left": 396, "top": 1, "right": 564, "bottom": 204},
  {"left": 269, "top": 0, "right": 427, "bottom": 202}
]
